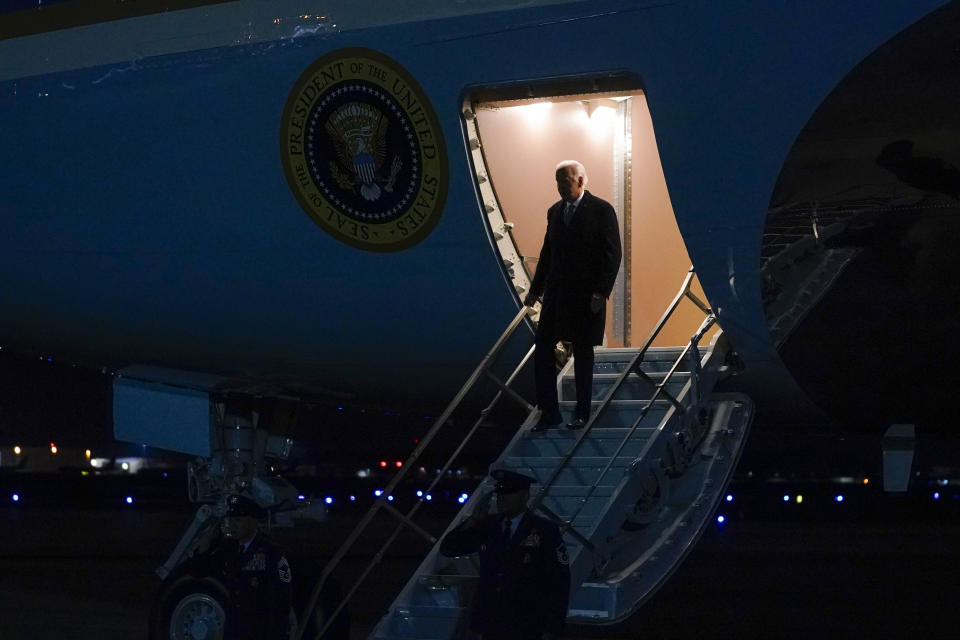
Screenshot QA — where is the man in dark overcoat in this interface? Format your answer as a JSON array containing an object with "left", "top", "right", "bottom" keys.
[
  {"left": 439, "top": 469, "right": 570, "bottom": 640},
  {"left": 524, "top": 160, "right": 622, "bottom": 430}
]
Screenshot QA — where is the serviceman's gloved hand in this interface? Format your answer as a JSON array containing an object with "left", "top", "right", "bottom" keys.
[{"left": 523, "top": 292, "right": 539, "bottom": 307}]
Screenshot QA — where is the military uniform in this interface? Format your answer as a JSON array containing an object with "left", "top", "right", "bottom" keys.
[
  {"left": 440, "top": 471, "right": 570, "bottom": 640},
  {"left": 217, "top": 534, "right": 293, "bottom": 640},
  {"left": 197, "top": 496, "right": 293, "bottom": 640}
]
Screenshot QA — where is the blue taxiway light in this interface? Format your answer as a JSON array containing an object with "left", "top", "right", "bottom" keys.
[
  {"left": 834, "top": 495, "right": 844, "bottom": 503},
  {"left": 374, "top": 489, "right": 383, "bottom": 497},
  {"left": 725, "top": 494, "right": 734, "bottom": 502},
  {"left": 934, "top": 492, "right": 941, "bottom": 500},
  {"left": 125, "top": 496, "right": 134, "bottom": 505},
  {"left": 325, "top": 497, "right": 333, "bottom": 505},
  {"left": 387, "top": 495, "right": 394, "bottom": 502},
  {"left": 782, "top": 495, "right": 790, "bottom": 502},
  {"left": 349, "top": 495, "right": 356, "bottom": 502},
  {"left": 416, "top": 490, "right": 423, "bottom": 497},
  {"left": 12, "top": 493, "right": 20, "bottom": 503},
  {"left": 425, "top": 494, "right": 432, "bottom": 501},
  {"left": 298, "top": 494, "right": 306, "bottom": 500},
  {"left": 716, "top": 515, "right": 726, "bottom": 524}
]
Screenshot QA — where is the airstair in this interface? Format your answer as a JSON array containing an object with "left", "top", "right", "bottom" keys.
[{"left": 294, "top": 269, "right": 753, "bottom": 640}]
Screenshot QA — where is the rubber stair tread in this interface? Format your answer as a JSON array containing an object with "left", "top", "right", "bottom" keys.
[
  {"left": 504, "top": 455, "right": 635, "bottom": 466},
  {"left": 523, "top": 426, "right": 657, "bottom": 438}
]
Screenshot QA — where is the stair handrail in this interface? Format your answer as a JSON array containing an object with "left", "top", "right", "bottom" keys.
[
  {"left": 528, "top": 267, "right": 716, "bottom": 539},
  {"left": 295, "top": 305, "right": 537, "bottom": 640}
]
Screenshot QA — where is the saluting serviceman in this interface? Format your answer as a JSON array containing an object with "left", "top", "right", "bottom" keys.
[
  {"left": 440, "top": 469, "right": 570, "bottom": 640},
  {"left": 524, "top": 160, "right": 622, "bottom": 431},
  {"left": 197, "top": 495, "right": 294, "bottom": 640}
]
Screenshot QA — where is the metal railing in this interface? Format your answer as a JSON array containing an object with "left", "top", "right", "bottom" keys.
[
  {"left": 294, "top": 305, "right": 538, "bottom": 640},
  {"left": 297, "top": 266, "right": 716, "bottom": 638},
  {"left": 527, "top": 267, "right": 717, "bottom": 546}
]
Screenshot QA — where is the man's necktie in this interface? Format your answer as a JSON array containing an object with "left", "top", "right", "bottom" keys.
[{"left": 563, "top": 202, "right": 574, "bottom": 225}]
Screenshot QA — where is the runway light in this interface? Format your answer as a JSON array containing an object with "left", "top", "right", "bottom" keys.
[
  {"left": 796, "top": 495, "right": 803, "bottom": 504},
  {"left": 725, "top": 494, "right": 734, "bottom": 502},
  {"left": 374, "top": 489, "right": 383, "bottom": 497},
  {"left": 85, "top": 449, "right": 91, "bottom": 460},
  {"left": 716, "top": 515, "right": 726, "bottom": 524},
  {"left": 782, "top": 495, "right": 790, "bottom": 502},
  {"left": 121, "top": 462, "right": 130, "bottom": 471},
  {"left": 863, "top": 478, "right": 870, "bottom": 485},
  {"left": 50, "top": 443, "right": 58, "bottom": 455},
  {"left": 933, "top": 492, "right": 941, "bottom": 500},
  {"left": 387, "top": 495, "right": 394, "bottom": 502},
  {"left": 12, "top": 493, "right": 20, "bottom": 502},
  {"left": 425, "top": 494, "right": 432, "bottom": 501},
  {"left": 395, "top": 461, "right": 403, "bottom": 468},
  {"left": 834, "top": 495, "right": 844, "bottom": 503},
  {"left": 125, "top": 496, "right": 134, "bottom": 505},
  {"left": 416, "top": 490, "right": 423, "bottom": 497},
  {"left": 458, "top": 495, "right": 467, "bottom": 504},
  {"left": 298, "top": 494, "right": 306, "bottom": 501},
  {"left": 325, "top": 496, "right": 333, "bottom": 505},
  {"left": 13, "top": 446, "right": 21, "bottom": 455},
  {"left": 349, "top": 495, "right": 356, "bottom": 502},
  {"left": 380, "top": 461, "right": 387, "bottom": 468}
]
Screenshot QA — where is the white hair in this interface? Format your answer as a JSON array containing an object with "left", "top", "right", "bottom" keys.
[{"left": 555, "top": 160, "right": 588, "bottom": 186}]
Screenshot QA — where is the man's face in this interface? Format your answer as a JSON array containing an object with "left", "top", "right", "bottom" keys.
[
  {"left": 555, "top": 165, "right": 584, "bottom": 202},
  {"left": 221, "top": 515, "right": 258, "bottom": 542},
  {"left": 496, "top": 488, "right": 529, "bottom": 517}
]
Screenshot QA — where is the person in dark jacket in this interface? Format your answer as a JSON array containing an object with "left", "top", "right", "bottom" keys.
[
  {"left": 524, "top": 160, "right": 622, "bottom": 430},
  {"left": 195, "top": 495, "right": 294, "bottom": 640},
  {"left": 439, "top": 469, "right": 570, "bottom": 640}
]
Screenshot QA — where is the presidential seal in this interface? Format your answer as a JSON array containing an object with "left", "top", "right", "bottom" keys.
[{"left": 280, "top": 48, "right": 448, "bottom": 251}]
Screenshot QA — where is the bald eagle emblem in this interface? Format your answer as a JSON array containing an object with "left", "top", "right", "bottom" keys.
[{"left": 325, "top": 102, "right": 402, "bottom": 202}]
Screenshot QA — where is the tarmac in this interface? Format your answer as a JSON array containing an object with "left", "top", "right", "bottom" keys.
[{"left": 2, "top": 502, "right": 959, "bottom": 639}]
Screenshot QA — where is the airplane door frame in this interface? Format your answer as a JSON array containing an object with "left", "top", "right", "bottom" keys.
[{"left": 612, "top": 98, "right": 632, "bottom": 347}]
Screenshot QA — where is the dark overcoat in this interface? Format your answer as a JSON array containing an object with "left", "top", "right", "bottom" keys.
[
  {"left": 528, "top": 190, "right": 622, "bottom": 345},
  {"left": 439, "top": 511, "right": 570, "bottom": 640}
]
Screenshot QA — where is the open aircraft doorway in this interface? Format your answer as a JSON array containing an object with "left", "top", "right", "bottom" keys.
[{"left": 462, "top": 79, "right": 716, "bottom": 347}]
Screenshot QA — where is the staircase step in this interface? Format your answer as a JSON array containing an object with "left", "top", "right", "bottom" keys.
[
  {"left": 539, "top": 493, "right": 611, "bottom": 520},
  {"left": 408, "top": 575, "right": 478, "bottom": 608},
  {"left": 517, "top": 423, "right": 657, "bottom": 457},
  {"left": 561, "top": 372, "right": 690, "bottom": 401},
  {"left": 503, "top": 456, "right": 633, "bottom": 486},
  {"left": 592, "top": 347, "right": 686, "bottom": 373},
  {"left": 555, "top": 400, "right": 670, "bottom": 430},
  {"left": 377, "top": 605, "right": 467, "bottom": 640}
]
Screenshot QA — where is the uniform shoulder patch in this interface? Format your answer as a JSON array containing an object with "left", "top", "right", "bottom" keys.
[{"left": 277, "top": 555, "right": 292, "bottom": 584}]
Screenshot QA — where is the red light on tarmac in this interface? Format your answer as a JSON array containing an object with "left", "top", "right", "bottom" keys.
[
  {"left": 395, "top": 461, "right": 403, "bottom": 468},
  {"left": 380, "top": 461, "right": 387, "bottom": 468}
]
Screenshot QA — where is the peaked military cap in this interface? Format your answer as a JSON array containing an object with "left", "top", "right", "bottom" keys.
[
  {"left": 226, "top": 494, "right": 266, "bottom": 518},
  {"left": 490, "top": 468, "right": 535, "bottom": 494}
]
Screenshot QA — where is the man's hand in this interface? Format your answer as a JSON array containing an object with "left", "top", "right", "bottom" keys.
[
  {"left": 524, "top": 292, "right": 539, "bottom": 307},
  {"left": 590, "top": 292, "right": 604, "bottom": 314},
  {"left": 470, "top": 490, "right": 495, "bottom": 520}
]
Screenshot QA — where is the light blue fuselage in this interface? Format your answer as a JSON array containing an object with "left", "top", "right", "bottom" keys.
[{"left": 0, "top": 0, "right": 946, "bottom": 403}]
